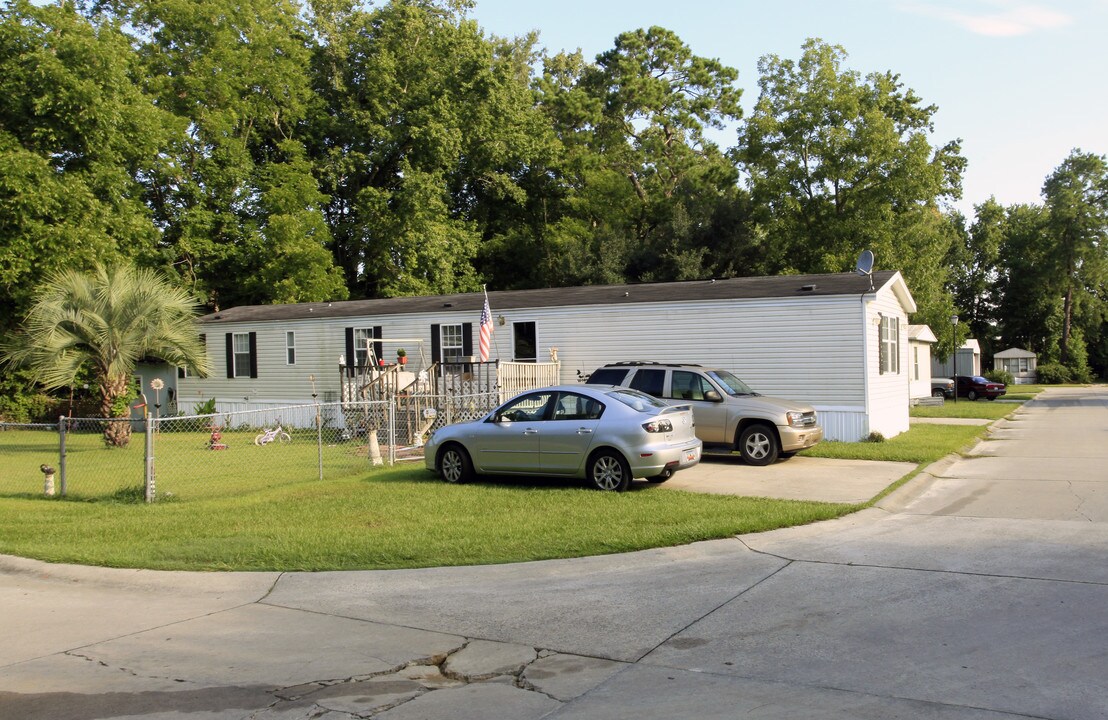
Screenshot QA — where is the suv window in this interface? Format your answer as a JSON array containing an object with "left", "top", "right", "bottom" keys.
[
  {"left": 587, "top": 368, "right": 629, "bottom": 385},
  {"left": 629, "top": 369, "right": 665, "bottom": 397},
  {"left": 670, "top": 371, "right": 714, "bottom": 401}
]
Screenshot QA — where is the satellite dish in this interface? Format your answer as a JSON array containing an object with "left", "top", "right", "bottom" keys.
[{"left": 855, "top": 249, "right": 874, "bottom": 277}]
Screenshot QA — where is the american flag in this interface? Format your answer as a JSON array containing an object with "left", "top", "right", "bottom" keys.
[{"left": 479, "top": 292, "right": 494, "bottom": 361}]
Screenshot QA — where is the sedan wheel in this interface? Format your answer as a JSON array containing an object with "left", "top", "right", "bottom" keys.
[
  {"left": 437, "top": 444, "right": 473, "bottom": 484},
  {"left": 967, "top": 390, "right": 978, "bottom": 401},
  {"left": 587, "top": 450, "right": 631, "bottom": 492},
  {"left": 739, "top": 424, "right": 779, "bottom": 466}
]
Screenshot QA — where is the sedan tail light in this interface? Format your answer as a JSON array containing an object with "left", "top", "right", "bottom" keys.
[{"left": 642, "top": 419, "right": 673, "bottom": 433}]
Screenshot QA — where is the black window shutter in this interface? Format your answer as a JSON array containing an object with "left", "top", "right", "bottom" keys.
[
  {"left": 462, "top": 322, "right": 473, "bottom": 357},
  {"left": 345, "top": 327, "right": 355, "bottom": 377},
  {"left": 374, "top": 326, "right": 383, "bottom": 363},
  {"left": 225, "top": 333, "right": 234, "bottom": 378},
  {"left": 431, "top": 324, "right": 440, "bottom": 363},
  {"left": 248, "top": 332, "right": 258, "bottom": 378}
]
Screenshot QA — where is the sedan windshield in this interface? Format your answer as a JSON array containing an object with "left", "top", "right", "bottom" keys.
[{"left": 707, "top": 370, "right": 756, "bottom": 396}]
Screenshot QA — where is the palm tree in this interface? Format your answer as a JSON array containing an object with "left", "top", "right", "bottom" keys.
[{"left": 1, "top": 263, "right": 211, "bottom": 446}]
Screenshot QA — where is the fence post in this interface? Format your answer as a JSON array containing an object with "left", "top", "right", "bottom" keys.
[
  {"left": 57, "top": 415, "right": 68, "bottom": 497},
  {"left": 388, "top": 398, "right": 396, "bottom": 465},
  {"left": 144, "top": 416, "right": 155, "bottom": 503},
  {"left": 315, "top": 398, "right": 323, "bottom": 481}
]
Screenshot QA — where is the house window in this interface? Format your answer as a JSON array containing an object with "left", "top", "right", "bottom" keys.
[
  {"left": 879, "top": 315, "right": 900, "bottom": 375},
  {"left": 286, "top": 331, "right": 296, "bottom": 365},
  {"left": 353, "top": 327, "right": 374, "bottom": 367},
  {"left": 513, "top": 321, "right": 537, "bottom": 362},
  {"left": 913, "top": 346, "right": 920, "bottom": 380},
  {"left": 440, "top": 324, "right": 465, "bottom": 362},
  {"left": 233, "top": 333, "right": 252, "bottom": 377}
]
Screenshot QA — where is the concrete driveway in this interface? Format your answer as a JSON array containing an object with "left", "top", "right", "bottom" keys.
[{"left": 2, "top": 386, "right": 1106, "bottom": 719}]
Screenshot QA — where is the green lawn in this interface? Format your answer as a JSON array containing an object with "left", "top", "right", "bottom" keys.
[
  {"left": 800, "top": 423, "right": 991, "bottom": 464},
  {"left": 0, "top": 401, "right": 1018, "bottom": 571},
  {"left": 910, "top": 400, "right": 1021, "bottom": 420},
  {"left": 0, "top": 467, "right": 858, "bottom": 571}
]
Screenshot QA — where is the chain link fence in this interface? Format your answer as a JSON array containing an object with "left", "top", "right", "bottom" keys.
[{"left": 0, "top": 392, "right": 501, "bottom": 502}]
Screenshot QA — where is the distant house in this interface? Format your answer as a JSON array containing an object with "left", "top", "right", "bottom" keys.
[
  {"left": 142, "top": 271, "right": 921, "bottom": 442},
  {"left": 907, "top": 325, "right": 937, "bottom": 399},
  {"left": 932, "top": 339, "right": 981, "bottom": 378},
  {"left": 994, "top": 347, "right": 1038, "bottom": 384}
]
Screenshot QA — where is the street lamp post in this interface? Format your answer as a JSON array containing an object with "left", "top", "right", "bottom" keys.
[{"left": 950, "top": 315, "right": 959, "bottom": 404}]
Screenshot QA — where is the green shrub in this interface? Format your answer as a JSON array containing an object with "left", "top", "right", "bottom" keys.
[
  {"left": 193, "top": 398, "right": 217, "bottom": 415},
  {"left": 984, "top": 369, "right": 1013, "bottom": 386},
  {"left": 1036, "top": 362, "right": 1071, "bottom": 384},
  {"left": 863, "top": 431, "right": 886, "bottom": 443}
]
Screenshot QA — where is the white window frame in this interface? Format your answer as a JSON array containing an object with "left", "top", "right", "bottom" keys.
[
  {"left": 913, "top": 346, "right": 920, "bottom": 380},
  {"left": 440, "top": 323, "right": 465, "bottom": 362},
  {"left": 286, "top": 331, "right": 296, "bottom": 365},
  {"left": 879, "top": 315, "right": 900, "bottom": 375},
  {"left": 353, "top": 327, "right": 374, "bottom": 367},
  {"left": 232, "top": 332, "right": 252, "bottom": 378}
]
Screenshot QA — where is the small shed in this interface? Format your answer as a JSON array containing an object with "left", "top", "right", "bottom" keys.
[
  {"left": 994, "top": 347, "right": 1038, "bottom": 384},
  {"left": 907, "top": 325, "right": 937, "bottom": 399},
  {"left": 931, "top": 339, "right": 981, "bottom": 379}
]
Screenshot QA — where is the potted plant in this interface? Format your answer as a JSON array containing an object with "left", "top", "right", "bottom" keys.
[{"left": 396, "top": 348, "right": 408, "bottom": 365}]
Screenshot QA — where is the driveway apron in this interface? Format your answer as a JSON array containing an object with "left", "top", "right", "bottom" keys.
[{"left": 1, "top": 387, "right": 1105, "bottom": 719}]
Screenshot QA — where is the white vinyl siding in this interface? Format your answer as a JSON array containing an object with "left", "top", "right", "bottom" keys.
[{"left": 180, "top": 273, "right": 915, "bottom": 440}]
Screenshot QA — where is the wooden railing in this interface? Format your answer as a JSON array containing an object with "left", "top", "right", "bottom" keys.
[{"left": 497, "top": 361, "right": 561, "bottom": 401}]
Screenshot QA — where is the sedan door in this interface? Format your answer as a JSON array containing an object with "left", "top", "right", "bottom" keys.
[
  {"left": 472, "top": 392, "right": 554, "bottom": 472},
  {"left": 539, "top": 392, "right": 603, "bottom": 475}
]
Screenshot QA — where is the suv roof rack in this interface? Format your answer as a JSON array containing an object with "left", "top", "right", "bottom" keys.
[{"left": 603, "top": 361, "right": 702, "bottom": 367}]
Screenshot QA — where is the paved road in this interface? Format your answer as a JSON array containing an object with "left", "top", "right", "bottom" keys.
[{"left": 2, "top": 387, "right": 1105, "bottom": 719}]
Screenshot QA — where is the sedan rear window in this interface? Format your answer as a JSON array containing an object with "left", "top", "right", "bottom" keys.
[{"left": 607, "top": 388, "right": 669, "bottom": 412}]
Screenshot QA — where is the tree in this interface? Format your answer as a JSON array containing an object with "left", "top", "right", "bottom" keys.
[
  {"left": 1041, "top": 149, "right": 1108, "bottom": 369},
  {"left": 309, "top": 0, "right": 547, "bottom": 298},
  {"left": 517, "top": 27, "right": 745, "bottom": 286},
  {"left": 0, "top": 264, "right": 211, "bottom": 446},
  {"left": 994, "top": 204, "right": 1059, "bottom": 358},
  {"left": 738, "top": 39, "right": 966, "bottom": 329},
  {"left": 945, "top": 199, "right": 1005, "bottom": 355},
  {"left": 0, "top": 0, "right": 171, "bottom": 332},
  {"left": 98, "top": 0, "right": 348, "bottom": 307}
]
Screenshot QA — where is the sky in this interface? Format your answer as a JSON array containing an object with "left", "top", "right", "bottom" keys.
[{"left": 466, "top": 0, "right": 1107, "bottom": 220}]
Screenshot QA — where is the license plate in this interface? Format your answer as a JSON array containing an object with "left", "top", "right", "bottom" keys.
[{"left": 686, "top": 448, "right": 699, "bottom": 462}]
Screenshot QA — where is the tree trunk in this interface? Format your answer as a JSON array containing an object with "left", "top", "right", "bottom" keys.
[
  {"left": 1060, "top": 284, "right": 1074, "bottom": 365},
  {"left": 98, "top": 374, "right": 134, "bottom": 448}
]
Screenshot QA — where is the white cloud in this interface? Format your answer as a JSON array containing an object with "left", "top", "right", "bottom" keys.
[{"left": 899, "top": 1, "right": 1073, "bottom": 36}]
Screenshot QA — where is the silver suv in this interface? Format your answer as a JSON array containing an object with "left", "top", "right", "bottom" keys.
[{"left": 586, "top": 362, "right": 822, "bottom": 465}]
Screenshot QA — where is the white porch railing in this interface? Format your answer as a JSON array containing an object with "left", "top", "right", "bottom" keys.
[{"left": 498, "top": 361, "right": 561, "bottom": 401}]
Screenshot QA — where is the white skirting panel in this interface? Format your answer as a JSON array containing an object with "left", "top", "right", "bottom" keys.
[{"left": 813, "top": 405, "right": 869, "bottom": 442}]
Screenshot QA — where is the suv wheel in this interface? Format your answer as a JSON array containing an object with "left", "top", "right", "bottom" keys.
[{"left": 738, "top": 424, "right": 779, "bottom": 466}]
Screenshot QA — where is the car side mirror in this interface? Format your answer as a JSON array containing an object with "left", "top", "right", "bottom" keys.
[{"left": 704, "top": 390, "right": 722, "bottom": 402}]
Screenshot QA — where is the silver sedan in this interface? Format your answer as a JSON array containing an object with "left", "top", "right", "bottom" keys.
[{"left": 424, "top": 385, "right": 703, "bottom": 492}]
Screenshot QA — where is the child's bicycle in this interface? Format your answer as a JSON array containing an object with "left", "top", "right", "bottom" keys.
[{"left": 254, "top": 422, "right": 291, "bottom": 446}]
